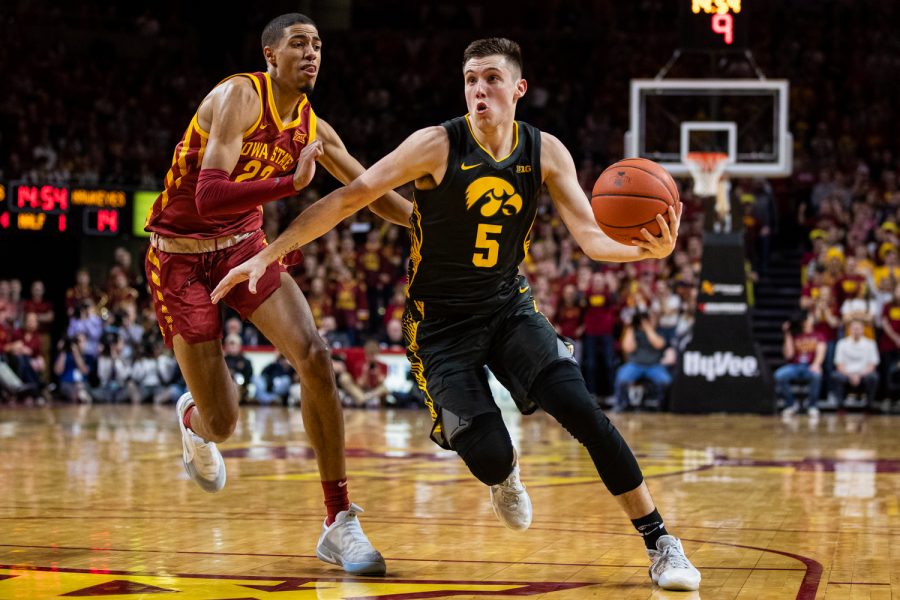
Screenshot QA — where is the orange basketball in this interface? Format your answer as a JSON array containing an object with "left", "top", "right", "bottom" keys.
[{"left": 591, "top": 158, "right": 679, "bottom": 246}]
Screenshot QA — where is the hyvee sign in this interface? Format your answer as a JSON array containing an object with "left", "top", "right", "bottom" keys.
[
  {"left": 682, "top": 351, "right": 759, "bottom": 381},
  {"left": 671, "top": 233, "right": 774, "bottom": 413}
]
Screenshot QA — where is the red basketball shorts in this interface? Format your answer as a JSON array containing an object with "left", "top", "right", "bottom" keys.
[{"left": 145, "top": 230, "right": 285, "bottom": 348}]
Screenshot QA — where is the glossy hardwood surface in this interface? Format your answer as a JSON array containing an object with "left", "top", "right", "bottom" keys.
[{"left": 1, "top": 406, "right": 899, "bottom": 599}]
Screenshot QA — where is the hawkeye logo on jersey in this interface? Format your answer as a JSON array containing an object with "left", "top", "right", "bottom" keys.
[{"left": 465, "top": 176, "right": 523, "bottom": 217}]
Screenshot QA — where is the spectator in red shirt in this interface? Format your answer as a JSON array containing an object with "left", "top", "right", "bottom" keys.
[
  {"left": 811, "top": 284, "right": 841, "bottom": 401},
  {"left": 7, "top": 312, "right": 47, "bottom": 394},
  {"left": 333, "top": 268, "right": 368, "bottom": 342},
  {"left": 836, "top": 256, "right": 867, "bottom": 307},
  {"left": 383, "top": 285, "right": 406, "bottom": 330},
  {"left": 107, "top": 268, "right": 139, "bottom": 313},
  {"left": 581, "top": 271, "right": 619, "bottom": 398},
  {"left": 357, "top": 231, "right": 392, "bottom": 331},
  {"left": 554, "top": 283, "right": 584, "bottom": 352},
  {"left": 66, "top": 268, "right": 107, "bottom": 317},
  {"left": 775, "top": 311, "right": 826, "bottom": 416},
  {"left": 23, "top": 280, "right": 54, "bottom": 335},
  {"left": 352, "top": 339, "right": 390, "bottom": 408},
  {"left": 306, "top": 277, "right": 334, "bottom": 329}
]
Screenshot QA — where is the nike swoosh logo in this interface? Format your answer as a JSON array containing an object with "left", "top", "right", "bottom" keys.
[
  {"left": 259, "top": 123, "right": 268, "bottom": 129},
  {"left": 519, "top": 286, "right": 529, "bottom": 293},
  {"left": 461, "top": 162, "right": 482, "bottom": 171}
]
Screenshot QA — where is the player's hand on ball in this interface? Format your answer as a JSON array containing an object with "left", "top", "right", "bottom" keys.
[
  {"left": 634, "top": 202, "right": 682, "bottom": 260},
  {"left": 292, "top": 139, "right": 323, "bottom": 191},
  {"left": 210, "top": 256, "right": 269, "bottom": 303}
]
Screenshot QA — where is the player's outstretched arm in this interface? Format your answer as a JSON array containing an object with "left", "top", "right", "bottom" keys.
[
  {"left": 194, "top": 77, "right": 323, "bottom": 217},
  {"left": 316, "top": 118, "right": 413, "bottom": 227},
  {"left": 541, "top": 132, "right": 682, "bottom": 263},
  {"left": 210, "top": 126, "right": 447, "bottom": 303}
]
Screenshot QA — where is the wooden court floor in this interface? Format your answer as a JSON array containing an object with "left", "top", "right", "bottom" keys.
[{"left": 1, "top": 406, "right": 899, "bottom": 599}]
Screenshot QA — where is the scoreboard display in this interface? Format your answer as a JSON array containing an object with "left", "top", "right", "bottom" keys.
[
  {"left": 0, "top": 182, "right": 158, "bottom": 237},
  {"left": 681, "top": 0, "right": 749, "bottom": 50}
]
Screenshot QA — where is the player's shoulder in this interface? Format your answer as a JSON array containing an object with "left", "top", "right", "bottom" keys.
[
  {"left": 401, "top": 126, "right": 449, "bottom": 154},
  {"left": 538, "top": 130, "right": 571, "bottom": 173},
  {"left": 539, "top": 130, "right": 565, "bottom": 152},
  {"left": 211, "top": 74, "right": 261, "bottom": 105}
]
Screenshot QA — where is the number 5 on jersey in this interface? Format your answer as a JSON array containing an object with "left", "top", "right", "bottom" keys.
[{"left": 473, "top": 223, "right": 502, "bottom": 268}]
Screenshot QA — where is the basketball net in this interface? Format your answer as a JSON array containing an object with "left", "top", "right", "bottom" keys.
[{"left": 686, "top": 152, "right": 731, "bottom": 226}]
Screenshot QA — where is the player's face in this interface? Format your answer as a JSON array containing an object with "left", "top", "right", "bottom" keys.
[
  {"left": 269, "top": 24, "right": 322, "bottom": 94},
  {"left": 463, "top": 55, "right": 526, "bottom": 129}
]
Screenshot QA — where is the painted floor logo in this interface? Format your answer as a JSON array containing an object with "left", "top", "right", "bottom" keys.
[{"left": 0, "top": 566, "right": 593, "bottom": 599}]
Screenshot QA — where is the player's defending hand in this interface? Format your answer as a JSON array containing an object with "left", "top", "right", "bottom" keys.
[
  {"left": 210, "top": 255, "right": 269, "bottom": 303},
  {"left": 634, "top": 202, "right": 682, "bottom": 260},
  {"left": 293, "top": 139, "right": 324, "bottom": 191}
]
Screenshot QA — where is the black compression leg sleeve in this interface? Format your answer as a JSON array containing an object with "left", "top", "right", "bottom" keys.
[
  {"left": 450, "top": 412, "right": 515, "bottom": 486},
  {"left": 530, "top": 360, "right": 644, "bottom": 495}
]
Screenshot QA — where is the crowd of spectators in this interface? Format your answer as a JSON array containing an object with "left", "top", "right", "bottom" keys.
[
  {"left": 774, "top": 162, "right": 900, "bottom": 415},
  {"left": 2, "top": 1, "right": 899, "bottom": 412}
]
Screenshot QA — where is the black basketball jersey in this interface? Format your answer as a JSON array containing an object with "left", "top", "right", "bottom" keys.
[{"left": 406, "top": 115, "right": 543, "bottom": 314}]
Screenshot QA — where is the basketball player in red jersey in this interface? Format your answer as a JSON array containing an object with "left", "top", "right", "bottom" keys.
[
  {"left": 213, "top": 38, "right": 701, "bottom": 591},
  {"left": 144, "top": 13, "right": 408, "bottom": 576}
]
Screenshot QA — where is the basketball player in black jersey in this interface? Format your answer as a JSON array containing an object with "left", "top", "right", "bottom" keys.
[{"left": 212, "top": 38, "right": 701, "bottom": 591}]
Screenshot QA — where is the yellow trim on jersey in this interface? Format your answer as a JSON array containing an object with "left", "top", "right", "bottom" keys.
[
  {"left": 308, "top": 107, "right": 318, "bottom": 142},
  {"left": 192, "top": 73, "right": 262, "bottom": 138},
  {"left": 264, "top": 73, "right": 307, "bottom": 131},
  {"left": 403, "top": 305, "right": 439, "bottom": 425},
  {"left": 147, "top": 247, "right": 161, "bottom": 269},
  {"left": 522, "top": 212, "right": 537, "bottom": 256},
  {"left": 147, "top": 250, "right": 174, "bottom": 334},
  {"left": 464, "top": 114, "right": 519, "bottom": 163},
  {"left": 175, "top": 117, "right": 196, "bottom": 182},
  {"left": 241, "top": 74, "right": 264, "bottom": 136},
  {"left": 405, "top": 200, "right": 424, "bottom": 298},
  {"left": 157, "top": 190, "right": 169, "bottom": 212}
]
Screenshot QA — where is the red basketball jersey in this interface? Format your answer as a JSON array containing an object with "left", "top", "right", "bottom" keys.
[{"left": 145, "top": 72, "right": 316, "bottom": 239}]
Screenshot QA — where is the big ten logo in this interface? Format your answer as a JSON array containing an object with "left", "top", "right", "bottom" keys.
[
  {"left": 516, "top": 164, "right": 532, "bottom": 173},
  {"left": 465, "top": 176, "right": 522, "bottom": 217}
]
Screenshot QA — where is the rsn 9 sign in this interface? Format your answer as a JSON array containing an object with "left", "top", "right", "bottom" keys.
[{"left": 683, "top": 0, "right": 747, "bottom": 49}]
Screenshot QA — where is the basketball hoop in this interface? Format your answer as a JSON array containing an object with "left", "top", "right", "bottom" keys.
[{"left": 686, "top": 152, "right": 729, "bottom": 197}]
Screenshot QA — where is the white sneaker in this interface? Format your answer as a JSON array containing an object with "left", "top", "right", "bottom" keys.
[
  {"left": 807, "top": 406, "right": 820, "bottom": 418},
  {"left": 781, "top": 404, "right": 799, "bottom": 417},
  {"left": 648, "top": 535, "right": 701, "bottom": 591},
  {"left": 490, "top": 457, "right": 532, "bottom": 531},
  {"left": 316, "top": 503, "right": 386, "bottom": 575},
  {"left": 176, "top": 393, "right": 226, "bottom": 493}
]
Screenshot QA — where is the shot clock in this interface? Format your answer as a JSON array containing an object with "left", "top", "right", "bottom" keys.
[{"left": 681, "top": 0, "right": 748, "bottom": 50}]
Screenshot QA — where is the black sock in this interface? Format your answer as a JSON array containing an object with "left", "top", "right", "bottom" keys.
[{"left": 632, "top": 508, "right": 669, "bottom": 550}]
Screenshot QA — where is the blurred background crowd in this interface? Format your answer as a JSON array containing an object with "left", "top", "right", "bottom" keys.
[{"left": 1, "top": 0, "right": 899, "bottom": 412}]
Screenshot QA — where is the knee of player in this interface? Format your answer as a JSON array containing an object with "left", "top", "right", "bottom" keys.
[
  {"left": 452, "top": 414, "right": 515, "bottom": 486},
  {"left": 292, "top": 338, "right": 332, "bottom": 375},
  {"left": 462, "top": 444, "right": 514, "bottom": 486}
]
